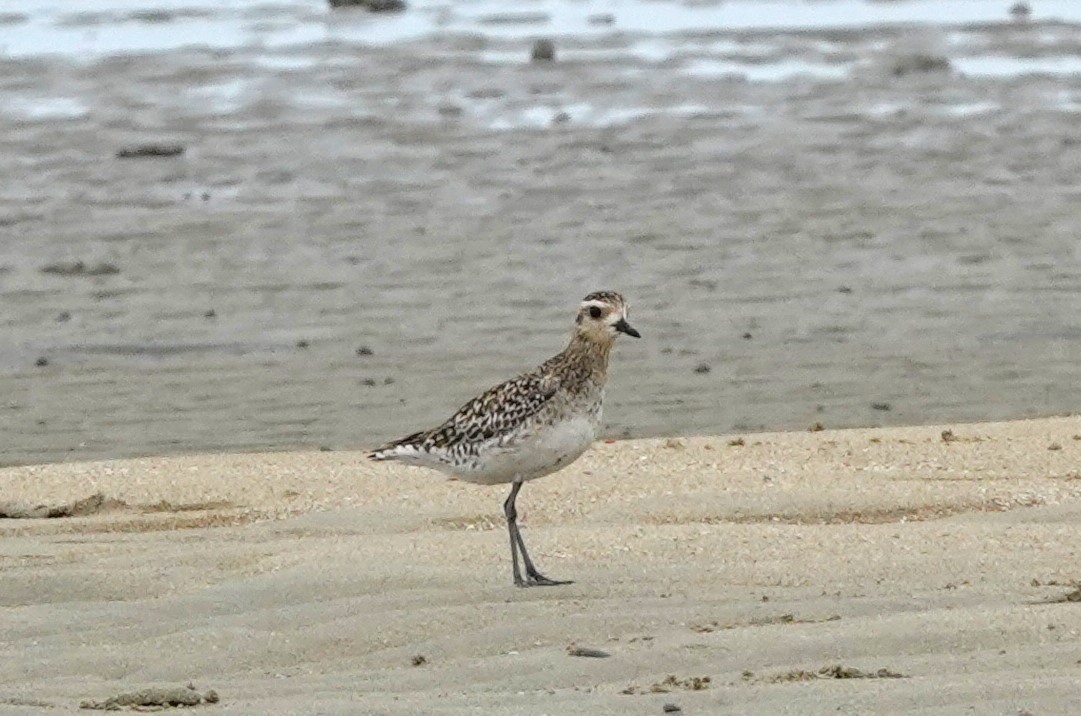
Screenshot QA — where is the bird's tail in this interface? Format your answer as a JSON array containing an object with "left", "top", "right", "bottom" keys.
[{"left": 367, "top": 430, "right": 427, "bottom": 461}]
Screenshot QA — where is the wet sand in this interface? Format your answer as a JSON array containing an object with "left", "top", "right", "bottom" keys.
[
  {"left": 2, "top": 417, "right": 1081, "bottom": 713},
  {"left": 1, "top": 0, "right": 1080, "bottom": 466}
]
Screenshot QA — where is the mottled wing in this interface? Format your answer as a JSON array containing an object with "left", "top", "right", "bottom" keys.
[
  {"left": 434, "top": 370, "right": 561, "bottom": 446},
  {"left": 368, "top": 369, "right": 561, "bottom": 459}
]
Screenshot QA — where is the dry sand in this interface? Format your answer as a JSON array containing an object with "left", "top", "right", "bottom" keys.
[{"left": 3, "top": 416, "right": 1081, "bottom": 714}]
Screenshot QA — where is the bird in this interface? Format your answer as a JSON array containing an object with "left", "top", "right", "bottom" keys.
[{"left": 368, "top": 291, "right": 640, "bottom": 587}]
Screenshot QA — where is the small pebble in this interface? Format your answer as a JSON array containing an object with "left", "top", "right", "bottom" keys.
[
  {"left": 356, "top": 346, "right": 374, "bottom": 356},
  {"left": 663, "top": 704, "right": 682, "bottom": 714},
  {"left": 693, "top": 363, "right": 711, "bottom": 374},
  {"left": 437, "top": 102, "right": 463, "bottom": 118},
  {"left": 1009, "top": 1, "right": 1031, "bottom": 20},
  {"left": 531, "top": 38, "right": 555, "bottom": 62},
  {"left": 567, "top": 646, "right": 610, "bottom": 658},
  {"left": 35, "top": 356, "right": 49, "bottom": 367},
  {"left": 889, "top": 53, "right": 951, "bottom": 77},
  {"left": 411, "top": 654, "right": 427, "bottom": 666}
]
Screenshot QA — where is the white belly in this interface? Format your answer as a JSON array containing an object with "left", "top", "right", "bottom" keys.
[{"left": 457, "top": 414, "right": 597, "bottom": 485}]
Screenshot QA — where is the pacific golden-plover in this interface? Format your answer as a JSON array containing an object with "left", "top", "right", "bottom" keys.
[{"left": 369, "top": 291, "right": 640, "bottom": 586}]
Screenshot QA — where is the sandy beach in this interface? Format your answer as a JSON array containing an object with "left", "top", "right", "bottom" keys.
[
  {"left": 3, "top": 1, "right": 1081, "bottom": 712},
  {"left": 2, "top": 416, "right": 1081, "bottom": 714}
]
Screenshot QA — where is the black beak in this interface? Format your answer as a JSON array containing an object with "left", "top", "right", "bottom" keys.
[{"left": 614, "top": 318, "right": 641, "bottom": 338}]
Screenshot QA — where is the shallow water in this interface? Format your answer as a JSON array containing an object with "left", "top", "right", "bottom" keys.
[
  {"left": 5, "top": 0, "right": 1081, "bottom": 55},
  {"left": 5, "top": 0, "right": 1081, "bottom": 59},
  {"left": 1, "top": 0, "right": 1080, "bottom": 466}
]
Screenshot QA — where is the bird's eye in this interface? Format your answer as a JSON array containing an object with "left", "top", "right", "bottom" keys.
[{"left": 588, "top": 306, "right": 602, "bottom": 319}]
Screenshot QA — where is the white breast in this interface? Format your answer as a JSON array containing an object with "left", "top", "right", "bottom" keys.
[{"left": 456, "top": 414, "right": 598, "bottom": 486}]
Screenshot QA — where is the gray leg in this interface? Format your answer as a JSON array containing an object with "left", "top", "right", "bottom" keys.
[
  {"left": 503, "top": 482, "right": 571, "bottom": 587},
  {"left": 504, "top": 482, "right": 524, "bottom": 585}
]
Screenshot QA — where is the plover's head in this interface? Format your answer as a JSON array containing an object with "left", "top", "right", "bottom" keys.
[{"left": 574, "top": 290, "right": 640, "bottom": 343}]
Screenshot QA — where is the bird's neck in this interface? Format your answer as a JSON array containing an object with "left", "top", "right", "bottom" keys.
[{"left": 559, "top": 332, "right": 612, "bottom": 383}]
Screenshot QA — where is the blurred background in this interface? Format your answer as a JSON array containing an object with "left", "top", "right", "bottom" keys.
[{"left": 1, "top": 0, "right": 1080, "bottom": 467}]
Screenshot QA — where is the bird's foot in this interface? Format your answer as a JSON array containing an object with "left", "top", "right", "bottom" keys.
[{"left": 515, "top": 570, "right": 573, "bottom": 588}]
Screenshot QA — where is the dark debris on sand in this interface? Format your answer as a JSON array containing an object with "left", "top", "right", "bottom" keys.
[
  {"left": 747, "top": 664, "right": 907, "bottom": 683},
  {"left": 0, "top": 492, "right": 121, "bottom": 519},
  {"left": 80, "top": 684, "right": 219, "bottom": 710},
  {"left": 328, "top": 0, "right": 406, "bottom": 11},
  {"left": 41, "top": 261, "right": 120, "bottom": 277},
  {"left": 115, "top": 143, "right": 185, "bottom": 159},
  {"left": 622, "top": 675, "right": 711, "bottom": 695}
]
